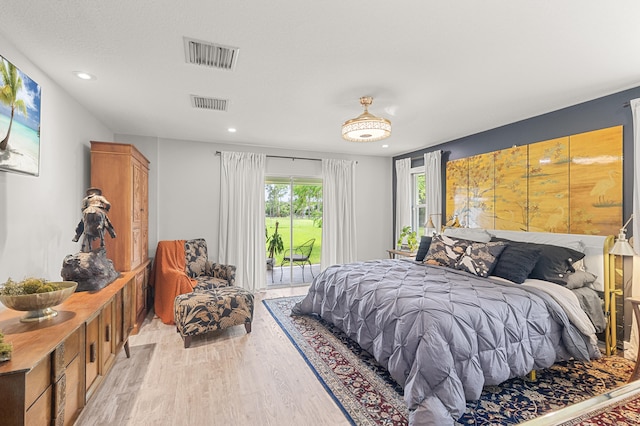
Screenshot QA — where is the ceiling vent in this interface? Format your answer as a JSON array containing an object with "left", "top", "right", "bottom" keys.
[
  {"left": 191, "top": 95, "right": 229, "bottom": 111},
  {"left": 184, "top": 37, "right": 239, "bottom": 70}
]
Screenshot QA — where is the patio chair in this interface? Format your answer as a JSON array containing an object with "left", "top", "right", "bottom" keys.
[{"left": 280, "top": 238, "right": 315, "bottom": 282}]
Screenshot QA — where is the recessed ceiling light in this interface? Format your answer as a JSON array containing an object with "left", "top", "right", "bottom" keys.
[
  {"left": 73, "top": 71, "right": 96, "bottom": 80},
  {"left": 228, "top": 128, "right": 237, "bottom": 133},
  {"left": 382, "top": 144, "right": 389, "bottom": 148}
]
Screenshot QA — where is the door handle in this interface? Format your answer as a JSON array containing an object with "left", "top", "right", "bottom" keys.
[{"left": 89, "top": 342, "right": 96, "bottom": 363}]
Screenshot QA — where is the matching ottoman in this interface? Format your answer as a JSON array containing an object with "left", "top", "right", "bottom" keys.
[{"left": 174, "top": 286, "right": 254, "bottom": 348}]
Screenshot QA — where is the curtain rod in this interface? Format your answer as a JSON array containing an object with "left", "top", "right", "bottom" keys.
[
  {"left": 406, "top": 149, "right": 444, "bottom": 162},
  {"left": 215, "top": 151, "right": 321, "bottom": 162},
  {"left": 215, "top": 151, "right": 358, "bottom": 163},
  {"left": 267, "top": 154, "right": 322, "bottom": 162}
]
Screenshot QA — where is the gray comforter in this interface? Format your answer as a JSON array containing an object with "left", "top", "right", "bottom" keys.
[{"left": 291, "top": 259, "right": 601, "bottom": 426}]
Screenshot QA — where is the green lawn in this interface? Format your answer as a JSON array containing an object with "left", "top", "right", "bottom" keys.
[{"left": 266, "top": 217, "right": 321, "bottom": 265}]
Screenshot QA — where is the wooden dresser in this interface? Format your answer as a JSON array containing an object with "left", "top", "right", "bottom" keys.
[
  {"left": 90, "top": 141, "right": 151, "bottom": 333},
  {"left": 0, "top": 264, "right": 148, "bottom": 425}
]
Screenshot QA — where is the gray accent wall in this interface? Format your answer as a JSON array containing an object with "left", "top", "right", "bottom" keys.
[
  {"left": 393, "top": 85, "right": 640, "bottom": 234},
  {"left": 393, "top": 86, "right": 640, "bottom": 345}
]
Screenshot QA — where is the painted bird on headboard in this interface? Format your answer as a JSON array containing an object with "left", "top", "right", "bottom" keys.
[{"left": 590, "top": 170, "right": 616, "bottom": 204}]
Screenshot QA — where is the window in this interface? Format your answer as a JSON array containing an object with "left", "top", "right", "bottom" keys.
[
  {"left": 265, "top": 177, "right": 322, "bottom": 286},
  {"left": 411, "top": 167, "right": 426, "bottom": 235}
]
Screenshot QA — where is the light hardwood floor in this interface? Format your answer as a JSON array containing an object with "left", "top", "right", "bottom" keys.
[{"left": 76, "top": 285, "right": 350, "bottom": 426}]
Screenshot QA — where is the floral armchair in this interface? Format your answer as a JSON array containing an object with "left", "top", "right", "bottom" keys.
[{"left": 151, "top": 238, "right": 236, "bottom": 325}]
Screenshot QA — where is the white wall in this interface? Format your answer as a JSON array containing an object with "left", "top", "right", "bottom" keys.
[
  {"left": 0, "top": 34, "right": 113, "bottom": 287},
  {"left": 0, "top": 33, "right": 392, "bottom": 292},
  {"left": 114, "top": 134, "right": 393, "bottom": 263}
]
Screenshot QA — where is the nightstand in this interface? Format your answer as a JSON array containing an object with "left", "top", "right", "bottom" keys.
[{"left": 387, "top": 249, "right": 416, "bottom": 259}]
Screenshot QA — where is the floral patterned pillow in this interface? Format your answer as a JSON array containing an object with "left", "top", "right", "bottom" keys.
[
  {"left": 423, "top": 234, "right": 471, "bottom": 268},
  {"left": 454, "top": 241, "right": 506, "bottom": 278}
]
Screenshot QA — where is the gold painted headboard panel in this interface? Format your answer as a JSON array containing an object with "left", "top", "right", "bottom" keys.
[{"left": 445, "top": 125, "right": 623, "bottom": 236}]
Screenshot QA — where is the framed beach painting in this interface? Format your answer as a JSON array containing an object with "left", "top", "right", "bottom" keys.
[{"left": 0, "top": 54, "right": 41, "bottom": 176}]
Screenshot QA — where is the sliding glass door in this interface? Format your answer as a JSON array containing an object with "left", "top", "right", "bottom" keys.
[{"left": 265, "top": 177, "right": 322, "bottom": 286}]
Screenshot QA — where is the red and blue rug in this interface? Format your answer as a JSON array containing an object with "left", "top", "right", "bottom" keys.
[{"left": 263, "top": 296, "right": 634, "bottom": 425}]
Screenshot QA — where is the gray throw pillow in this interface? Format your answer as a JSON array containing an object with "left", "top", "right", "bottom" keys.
[
  {"left": 490, "top": 240, "right": 542, "bottom": 284},
  {"left": 566, "top": 270, "right": 598, "bottom": 289},
  {"left": 415, "top": 236, "right": 433, "bottom": 262}
]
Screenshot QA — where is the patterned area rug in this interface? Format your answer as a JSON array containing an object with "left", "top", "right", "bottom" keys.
[
  {"left": 558, "top": 391, "right": 640, "bottom": 425},
  {"left": 263, "top": 296, "right": 634, "bottom": 425}
]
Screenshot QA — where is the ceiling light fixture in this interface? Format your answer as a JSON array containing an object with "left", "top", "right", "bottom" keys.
[
  {"left": 342, "top": 96, "right": 391, "bottom": 142},
  {"left": 73, "top": 71, "right": 96, "bottom": 80},
  {"left": 228, "top": 128, "right": 237, "bottom": 133}
]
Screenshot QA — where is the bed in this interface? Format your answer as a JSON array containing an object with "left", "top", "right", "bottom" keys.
[{"left": 291, "top": 229, "right": 617, "bottom": 426}]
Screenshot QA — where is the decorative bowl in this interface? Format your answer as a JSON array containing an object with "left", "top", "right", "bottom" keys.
[{"left": 0, "top": 281, "right": 78, "bottom": 322}]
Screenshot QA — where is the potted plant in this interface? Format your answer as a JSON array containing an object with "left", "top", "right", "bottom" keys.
[
  {"left": 397, "top": 225, "right": 418, "bottom": 252},
  {"left": 266, "top": 221, "right": 284, "bottom": 269},
  {"left": 0, "top": 331, "right": 12, "bottom": 362}
]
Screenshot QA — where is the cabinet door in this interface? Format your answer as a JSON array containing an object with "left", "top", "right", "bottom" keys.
[
  {"left": 132, "top": 160, "right": 145, "bottom": 225},
  {"left": 141, "top": 164, "right": 149, "bottom": 263},
  {"left": 141, "top": 226, "right": 149, "bottom": 272},
  {"left": 114, "top": 290, "right": 124, "bottom": 347},
  {"left": 52, "top": 327, "right": 84, "bottom": 425},
  {"left": 85, "top": 317, "right": 100, "bottom": 393},
  {"left": 135, "top": 270, "right": 145, "bottom": 324},
  {"left": 123, "top": 277, "right": 133, "bottom": 336},
  {"left": 0, "top": 373, "right": 27, "bottom": 425},
  {"left": 25, "top": 357, "right": 52, "bottom": 425},
  {"left": 101, "top": 300, "right": 115, "bottom": 372},
  {"left": 25, "top": 356, "right": 51, "bottom": 411},
  {"left": 25, "top": 386, "right": 52, "bottom": 426},
  {"left": 132, "top": 226, "right": 142, "bottom": 269},
  {"left": 64, "top": 356, "right": 83, "bottom": 425},
  {"left": 131, "top": 160, "right": 146, "bottom": 269}
]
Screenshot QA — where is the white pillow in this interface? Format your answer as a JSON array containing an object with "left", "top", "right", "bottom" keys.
[
  {"left": 489, "top": 230, "right": 585, "bottom": 252},
  {"left": 443, "top": 227, "right": 492, "bottom": 243}
]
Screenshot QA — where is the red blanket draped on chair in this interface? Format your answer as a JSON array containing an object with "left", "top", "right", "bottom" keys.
[{"left": 150, "top": 240, "right": 196, "bottom": 324}]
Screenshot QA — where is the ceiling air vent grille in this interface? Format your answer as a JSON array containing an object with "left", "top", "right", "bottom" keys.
[
  {"left": 191, "top": 95, "right": 229, "bottom": 111},
  {"left": 184, "top": 37, "right": 239, "bottom": 70}
]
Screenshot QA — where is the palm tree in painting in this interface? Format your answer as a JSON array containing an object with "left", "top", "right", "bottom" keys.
[{"left": 0, "top": 59, "right": 27, "bottom": 151}]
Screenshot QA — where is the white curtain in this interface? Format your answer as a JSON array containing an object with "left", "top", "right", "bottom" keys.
[
  {"left": 627, "top": 98, "right": 640, "bottom": 360},
  {"left": 395, "top": 158, "right": 412, "bottom": 237},
  {"left": 218, "top": 152, "right": 266, "bottom": 292},
  {"left": 321, "top": 159, "right": 357, "bottom": 269},
  {"left": 424, "top": 151, "right": 442, "bottom": 232},
  {"left": 632, "top": 98, "right": 640, "bottom": 256}
]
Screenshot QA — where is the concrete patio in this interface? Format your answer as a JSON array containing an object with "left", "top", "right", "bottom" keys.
[{"left": 267, "top": 263, "right": 322, "bottom": 286}]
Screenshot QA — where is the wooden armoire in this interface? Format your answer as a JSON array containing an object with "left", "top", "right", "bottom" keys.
[{"left": 90, "top": 141, "right": 151, "bottom": 332}]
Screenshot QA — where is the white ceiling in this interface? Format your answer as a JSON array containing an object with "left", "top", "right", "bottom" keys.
[{"left": 3, "top": 1, "right": 640, "bottom": 157}]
